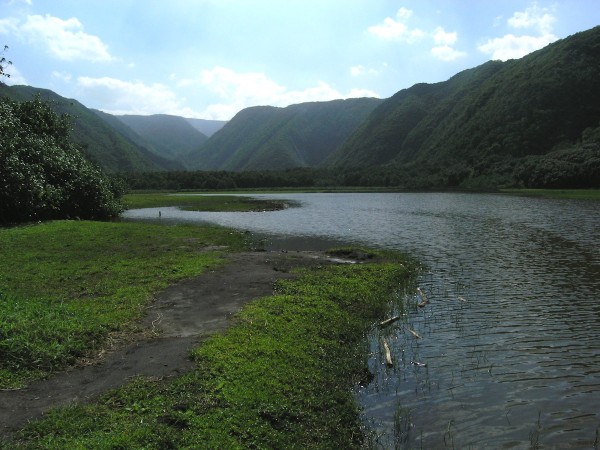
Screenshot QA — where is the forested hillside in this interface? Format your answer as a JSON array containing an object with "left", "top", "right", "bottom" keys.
[
  {"left": 327, "top": 26, "right": 600, "bottom": 188},
  {"left": 185, "top": 98, "right": 383, "bottom": 171},
  {"left": 0, "top": 84, "right": 175, "bottom": 173},
  {"left": 115, "top": 114, "right": 208, "bottom": 161},
  {"left": 3, "top": 25, "right": 599, "bottom": 189}
]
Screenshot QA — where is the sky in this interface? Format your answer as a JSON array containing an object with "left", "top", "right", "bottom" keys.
[{"left": 1, "top": 1, "right": 599, "bottom": 120}]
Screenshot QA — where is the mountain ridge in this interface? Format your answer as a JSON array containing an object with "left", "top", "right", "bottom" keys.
[
  {"left": 0, "top": 84, "right": 181, "bottom": 172},
  {"left": 327, "top": 26, "right": 600, "bottom": 188},
  {"left": 185, "top": 98, "right": 384, "bottom": 171}
]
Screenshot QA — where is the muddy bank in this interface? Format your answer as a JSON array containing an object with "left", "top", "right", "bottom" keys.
[{"left": 0, "top": 250, "right": 340, "bottom": 437}]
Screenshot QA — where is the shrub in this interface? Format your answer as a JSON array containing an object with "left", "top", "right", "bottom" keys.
[{"left": 0, "top": 96, "right": 123, "bottom": 224}]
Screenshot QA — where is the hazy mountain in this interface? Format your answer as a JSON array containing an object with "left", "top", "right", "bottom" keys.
[
  {"left": 114, "top": 114, "right": 208, "bottom": 161},
  {"left": 326, "top": 26, "right": 600, "bottom": 187},
  {"left": 0, "top": 84, "right": 178, "bottom": 172},
  {"left": 185, "top": 98, "right": 383, "bottom": 171},
  {"left": 185, "top": 118, "right": 227, "bottom": 137},
  {"left": 92, "top": 110, "right": 184, "bottom": 171}
]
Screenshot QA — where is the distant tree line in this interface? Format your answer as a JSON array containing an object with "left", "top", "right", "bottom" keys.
[
  {"left": 11, "top": 125, "right": 598, "bottom": 198},
  {"left": 122, "top": 138, "right": 600, "bottom": 192}
]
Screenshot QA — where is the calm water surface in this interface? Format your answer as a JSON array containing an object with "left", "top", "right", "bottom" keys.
[{"left": 124, "top": 193, "right": 600, "bottom": 448}]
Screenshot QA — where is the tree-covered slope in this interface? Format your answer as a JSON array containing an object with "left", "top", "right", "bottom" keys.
[
  {"left": 92, "top": 110, "right": 184, "bottom": 171},
  {"left": 115, "top": 114, "right": 208, "bottom": 161},
  {"left": 0, "top": 84, "right": 173, "bottom": 173},
  {"left": 328, "top": 26, "right": 600, "bottom": 186},
  {"left": 185, "top": 98, "right": 383, "bottom": 171}
]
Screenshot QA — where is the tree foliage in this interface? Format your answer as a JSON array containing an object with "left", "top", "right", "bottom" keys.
[
  {"left": 0, "top": 45, "right": 11, "bottom": 80},
  {"left": 0, "top": 96, "right": 124, "bottom": 224}
]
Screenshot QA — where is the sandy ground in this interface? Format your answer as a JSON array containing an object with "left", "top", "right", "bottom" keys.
[{"left": 0, "top": 250, "right": 339, "bottom": 438}]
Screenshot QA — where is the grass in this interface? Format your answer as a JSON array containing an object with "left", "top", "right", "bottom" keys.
[
  {"left": 123, "top": 192, "right": 291, "bottom": 211},
  {"left": 0, "top": 220, "right": 249, "bottom": 388},
  {"left": 4, "top": 244, "right": 415, "bottom": 449},
  {"left": 500, "top": 188, "right": 600, "bottom": 200}
]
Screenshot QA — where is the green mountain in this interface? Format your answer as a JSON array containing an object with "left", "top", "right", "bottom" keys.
[
  {"left": 115, "top": 114, "right": 208, "bottom": 161},
  {"left": 0, "top": 84, "right": 178, "bottom": 172},
  {"left": 185, "top": 98, "right": 383, "bottom": 171},
  {"left": 327, "top": 26, "right": 600, "bottom": 187}
]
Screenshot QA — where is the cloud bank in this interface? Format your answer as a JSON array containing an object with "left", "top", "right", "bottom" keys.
[
  {"left": 0, "top": 14, "right": 114, "bottom": 62},
  {"left": 478, "top": 4, "right": 558, "bottom": 60}
]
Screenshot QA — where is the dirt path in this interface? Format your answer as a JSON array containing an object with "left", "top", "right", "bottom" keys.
[{"left": 0, "top": 250, "right": 336, "bottom": 437}]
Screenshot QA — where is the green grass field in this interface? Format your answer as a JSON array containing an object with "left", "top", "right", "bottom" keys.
[{"left": 0, "top": 220, "right": 248, "bottom": 388}]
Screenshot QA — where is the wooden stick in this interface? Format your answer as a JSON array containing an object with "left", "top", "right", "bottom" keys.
[
  {"left": 379, "top": 315, "right": 403, "bottom": 327},
  {"left": 457, "top": 296, "right": 467, "bottom": 302},
  {"left": 417, "top": 287, "right": 429, "bottom": 307},
  {"left": 407, "top": 326, "right": 421, "bottom": 339},
  {"left": 382, "top": 338, "right": 393, "bottom": 367}
]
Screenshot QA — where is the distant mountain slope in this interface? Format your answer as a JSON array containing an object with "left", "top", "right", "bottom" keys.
[
  {"left": 185, "top": 118, "right": 227, "bottom": 137},
  {"left": 0, "top": 84, "right": 176, "bottom": 172},
  {"left": 92, "top": 110, "right": 184, "bottom": 171},
  {"left": 328, "top": 26, "right": 600, "bottom": 183},
  {"left": 185, "top": 98, "right": 383, "bottom": 171},
  {"left": 115, "top": 114, "right": 208, "bottom": 161}
]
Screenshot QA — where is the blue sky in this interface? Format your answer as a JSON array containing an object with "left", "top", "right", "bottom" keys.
[{"left": 1, "top": 0, "right": 599, "bottom": 120}]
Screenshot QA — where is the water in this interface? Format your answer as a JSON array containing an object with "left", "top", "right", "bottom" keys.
[{"left": 124, "top": 193, "right": 600, "bottom": 448}]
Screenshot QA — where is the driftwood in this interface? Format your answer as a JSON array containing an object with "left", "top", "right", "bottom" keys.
[
  {"left": 417, "top": 287, "right": 429, "bottom": 308},
  {"left": 379, "top": 315, "right": 403, "bottom": 327},
  {"left": 406, "top": 326, "right": 421, "bottom": 339},
  {"left": 382, "top": 338, "right": 393, "bottom": 367},
  {"left": 412, "top": 361, "right": 427, "bottom": 367},
  {"left": 457, "top": 296, "right": 467, "bottom": 302}
]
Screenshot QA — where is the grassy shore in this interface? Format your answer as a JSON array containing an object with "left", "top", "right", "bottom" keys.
[
  {"left": 1, "top": 212, "right": 415, "bottom": 448},
  {"left": 500, "top": 188, "right": 600, "bottom": 200},
  {"left": 7, "top": 248, "right": 413, "bottom": 449},
  {"left": 123, "top": 192, "right": 290, "bottom": 211}
]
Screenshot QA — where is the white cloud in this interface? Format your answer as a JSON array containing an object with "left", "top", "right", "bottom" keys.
[
  {"left": 350, "top": 65, "right": 380, "bottom": 77},
  {"left": 350, "top": 65, "right": 366, "bottom": 77},
  {"left": 190, "top": 66, "right": 380, "bottom": 120},
  {"left": 76, "top": 76, "right": 197, "bottom": 117},
  {"left": 478, "top": 4, "right": 557, "bottom": 61},
  {"left": 433, "top": 27, "right": 457, "bottom": 46},
  {"left": 2, "top": 64, "right": 28, "bottom": 85},
  {"left": 368, "top": 7, "right": 425, "bottom": 43},
  {"left": 431, "top": 45, "right": 467, "bottom": 62},
  {"left": 431, "top": 27, "right": 466, "bottom": 61},
  {"left": 52, "top": 70, "right": 72, "bottom": 83},
  {"left": 508, "top": 4, "right": 555, "bottom": 34},
  {"left": 478, "top": 33, "right": 556, "bottom": 61},
  {"left": 0, "top": 18, "right": 19, "bottom": 34},
  {"left": 1, "top": 14, "right": 114, "bottom": 62}
]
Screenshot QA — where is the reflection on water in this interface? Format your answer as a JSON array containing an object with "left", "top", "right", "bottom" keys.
[{"left": 124, "top": 193, "right": 600, "bottom": 448}]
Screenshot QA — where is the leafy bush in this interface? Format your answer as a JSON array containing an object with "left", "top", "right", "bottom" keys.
[{"left": 0, "top": 96, "right": 123, "bottom": 224}]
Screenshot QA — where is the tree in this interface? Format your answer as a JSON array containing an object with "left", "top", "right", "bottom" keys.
[
  {"left": 0, "top": 45, "right": 11, "bottom": 80},
  {"left": 0, "top": 95, "right": 124, "bottom": 224}
]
